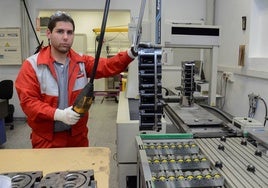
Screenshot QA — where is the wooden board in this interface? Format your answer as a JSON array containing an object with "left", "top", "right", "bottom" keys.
[{"left": 0, "top": 147, "right": 110, "bottom": 188}]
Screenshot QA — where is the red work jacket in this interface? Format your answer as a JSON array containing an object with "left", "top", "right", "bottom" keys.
[{"left": 15, "top": 46, "right": 133, "bottom": 141}]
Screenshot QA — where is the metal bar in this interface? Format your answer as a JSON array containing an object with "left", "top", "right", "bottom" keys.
[
  {"left": 208, "top": 46, "right": 218, "bottom": 106},
  {"left": 133, "top": 0, "right": 147, "bottom": 52},
  {"left": 224, "top": 138, "right": 266, "bottom": 187},
  {"left": 90, "top": 0, "right": 110, "bottom": 83},
  {"left": 154, "top": 52, "right": 158, "bottom": 129},
  {"left": 196, "top": 138, "right": 268, "bottom": 188},
  {"left": 197, "top": 138, "right": 247, "bottom": 188}
]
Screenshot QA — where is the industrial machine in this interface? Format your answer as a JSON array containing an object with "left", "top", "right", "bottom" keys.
[
  {"left": 146, "top": 58, "right": 268, "bottom": 187},
  {"left": 158, "top": 19, "right": 243, "bottom": 138},
  {"left": 117, "top": 1, "right": 268, "bottom": 188},
  {"left": 163, "top": 59, "right": 241, "bottom": 138},
  {"left": 161, "top": 22, "right": 220, "bottom": 107},
  {"left": 138, "top": 29, "right": 267, "bottom": 188},
  {"left": 131, "top": 30, "right": 268, "bottom": 188}
]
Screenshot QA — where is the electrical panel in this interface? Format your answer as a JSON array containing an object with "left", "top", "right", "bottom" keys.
[{"left": 0, "top": 28, "right": 22, "bottom": 65}]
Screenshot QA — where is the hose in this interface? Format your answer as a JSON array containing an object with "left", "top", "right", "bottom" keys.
[
  {"left": 258, "top": 97, "right": 267, "bottom": 126},
  {"left": 199, "top": 103, "right": 233, "bottom": 123},
  {"left": 90, "top": 0, "right": 110, "bottom": 83},
  {"left": 22, "top": 0, "right": 42, "bottom": 54}
]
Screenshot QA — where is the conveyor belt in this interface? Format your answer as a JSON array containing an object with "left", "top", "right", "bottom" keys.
[
  {"left": 137, "top": 135, "right": 225, "bottom": 188},
  {"left": 195, "top": 137, "right": 268, "bottom": 188}
]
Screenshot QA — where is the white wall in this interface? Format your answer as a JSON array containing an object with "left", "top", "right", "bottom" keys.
[
  {"left": 0, "top": 0, "right": 21, "bottom": 26},
  {"left": 215, "top": 0, "right": 268, "bottom": 128}
]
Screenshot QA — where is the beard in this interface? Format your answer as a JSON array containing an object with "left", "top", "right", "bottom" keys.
[
  {"left": 56, "top": 44, "right": 71, "bottom": 54},
  {"left": 50, "top": 39, "right": 72, "bottom": 54}
]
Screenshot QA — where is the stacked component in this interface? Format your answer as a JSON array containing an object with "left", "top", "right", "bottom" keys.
[
  {"left": 138, "top": 47, "right": 163, "bottom": 131},
  {"left": 0, "top": 171, "right": 43, "bottom": 188},
  {"left": 136, "top": 134, "right": 224, "bottom": 188},
  {"left": 38, "top": 170, "right": 96, "bottom": 188},
  {"left": 181, "top": 61, "right": 195, "bottom": 107},
  {"left": 0, "top": 170, "right": 96, "bottom": 188}
]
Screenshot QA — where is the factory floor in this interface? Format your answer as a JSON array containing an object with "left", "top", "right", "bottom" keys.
[{"left": 0, "top": 96, "right": 120, "bottom": 188}]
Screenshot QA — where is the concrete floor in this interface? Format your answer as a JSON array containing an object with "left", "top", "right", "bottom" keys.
[{"left": 0, "top": 96, "right": 119, "bottom": 188}]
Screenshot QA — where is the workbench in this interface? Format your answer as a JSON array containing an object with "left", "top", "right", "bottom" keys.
[{"left": 0, "top": 147, "right": 110, "bottom": 188}]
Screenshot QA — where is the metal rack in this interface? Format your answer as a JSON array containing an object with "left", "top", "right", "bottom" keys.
[{"left": 138, "top": 47, "right": 163, "bottom": 131}]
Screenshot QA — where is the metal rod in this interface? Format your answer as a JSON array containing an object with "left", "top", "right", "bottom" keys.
[
  {"left": 90, "top": 0, "right": 111, "bottom": 83},
  {"left": 133, "top": 0, "right": 147, "bottom": 52}
]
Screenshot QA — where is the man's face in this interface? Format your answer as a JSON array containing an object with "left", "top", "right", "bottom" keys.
[{"left": 47, "top": 21, "right": 74, "bottom": 54}]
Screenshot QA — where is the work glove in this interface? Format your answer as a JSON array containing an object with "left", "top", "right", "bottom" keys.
[
  {"left": 54, "top": 106, "right": 80, "bottom": 125},
  {"left": 127, "top": 45, "right": 138, "bottom": 59}
]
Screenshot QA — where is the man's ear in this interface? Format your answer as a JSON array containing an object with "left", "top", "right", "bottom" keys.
[{"left": 46, "top": 29, "right": 51, "bottom": 39}]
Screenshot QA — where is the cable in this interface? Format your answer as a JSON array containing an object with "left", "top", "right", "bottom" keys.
[
  {"left": 219, "top": 73, "right": 228, "bottom": 109},
  {"left": 247, "top": 94, "right": 267, "bottom": 126},
  {"left": 162, "top": 87, "right": 169, "bottom": 96},
  {"left": 22, "top": 0, "right": 41, "bottom": 52},
  {"left": 248, "top": 93, "right": 259, "bottom": 118},
  {"left": 258, "top": 97, "right": 267, "bottom": 126},
  {"left": 221, "top": 77, "right": 228, "bottom": 109},
  {"left": 199, "top": 103, "right": 233, "bottom": 123}
]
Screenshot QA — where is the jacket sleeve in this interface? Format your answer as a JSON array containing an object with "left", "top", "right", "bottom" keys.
[
  {"left": 83, "top": 50, "right": 134, "bottom": 78},
  {"left": 15, "top": 60, "right": 56, "bottom": 122}
]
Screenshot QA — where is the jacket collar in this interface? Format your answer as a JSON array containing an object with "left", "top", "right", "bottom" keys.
[{"left": 36, "top": 46, "right": 84, "bottom": 66}]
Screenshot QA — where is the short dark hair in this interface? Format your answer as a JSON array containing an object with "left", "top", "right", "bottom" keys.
[{"left": 48, "top": 11, "right": 75, "bottom": 32}]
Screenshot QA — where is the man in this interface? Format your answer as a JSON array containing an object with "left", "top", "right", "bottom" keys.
[{"left": 15, "top": 11, "right": 137, "bottom": 148}]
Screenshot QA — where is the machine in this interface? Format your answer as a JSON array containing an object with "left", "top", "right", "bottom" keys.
[
  {"left": 117, "top": 1, "right": 268, "bottom": 188},
  {"left": 163, "top": 60, "right": 241, "bottom": 138},
  {"left": 136, "top": 23, "right": 268, "bottom": 188},
  {"left": 140, "top": 38, "right": 268, "bottom": 188},
  {"left": 158, "top": 20, "right": 242, "bottom": 138}
]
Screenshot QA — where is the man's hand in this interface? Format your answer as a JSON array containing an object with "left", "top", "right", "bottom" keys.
[
  {"left": 127, "top": 46, "right": 138, "bottom": 59},
  {"left": 54, "top": 106, "right": 80, "bottom": 125}
]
